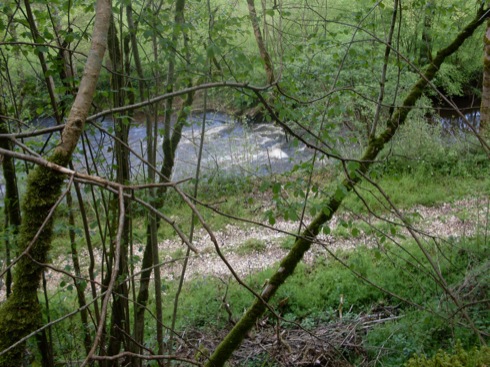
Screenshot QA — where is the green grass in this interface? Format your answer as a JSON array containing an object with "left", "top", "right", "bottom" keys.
[
  {"left": 38, "top": 232, "right": 489, "bottom": 365},
  {"left": 163, "top": 234, "right": 489, "bottom": 327},
  {"left": 343, "top": 173, "right": 490, "bottom": 214},
  {"left": 185, "top": 237, "right": 487, "bottom": 364},
  {"left": 234, "top": 238, "right": 267, "bottom": 255}
]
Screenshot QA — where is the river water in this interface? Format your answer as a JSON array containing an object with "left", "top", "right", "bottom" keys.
[
  {"left": 0, "top": 112, "right": 314, "bottom": 199},
  {"left": 0, "top": 107, "right": 482, "bottom": 199},
  {"left": 80, "top": 111, "right": 314, "bottom": 181}
]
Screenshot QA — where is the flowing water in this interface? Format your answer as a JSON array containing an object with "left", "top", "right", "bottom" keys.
[
  {"left": 0, "top": 112, "right": 314, "bottom": 198},
  {"left": 0, "top": 105, "right": 482, "bottom": 199},
  {"left": 435, "top": 96, "right": 481, "bottom": 133},
  {"left": 81, "top": 111, "right": 314, "bottom": 181}
]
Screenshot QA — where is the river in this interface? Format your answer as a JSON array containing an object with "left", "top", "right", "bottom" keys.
[
  {"left": 0, "top": 106, "right": 482, "bottom": 199},
  {"left": 81, "top": 111, "right": 314, "bottom": 181},
  {"left": 0, "top": 112, "right": 314, "bottom": 199}
]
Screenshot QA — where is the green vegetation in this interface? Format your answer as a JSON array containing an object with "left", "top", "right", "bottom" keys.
[
  {"left": 156, "top": 231, "right": 489, "bottom": 366},
  {"left": 1, "top": 0, "right": 489, "bottom": 366},
  {"left": 235, "top": 238, "right": 267, "bottom": 255},
  {"left": 405, "top": 343, "right": 490, "bottom": 367},
  {"left": 3, "top": 117, "right": 488, "bottom": 366}
]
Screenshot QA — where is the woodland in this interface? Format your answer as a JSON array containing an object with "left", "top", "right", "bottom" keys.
[{"left": 0, "top": 0, "right": 489, "bottom": 366}]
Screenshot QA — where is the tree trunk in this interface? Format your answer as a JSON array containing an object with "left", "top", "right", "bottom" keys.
[
  {"left": 23, "top": 0, "right": 61, "bottom": 124},
  {"left": 104, "top": 14, "right": 132, "bottom": 366},
  {"left": 0, "top": 116, "right": 21, "bottom": 298},
  {"left": 481, "top": 17, "right": 490, "bottom": 135},
  {"left": 205, "top": 6, "right": 489, "bottom": 367},
  {"left": 247, "top": 0, "right": 275, "bottom": 84},
  {"left": 0, "top": 0, "right": 111, "bottom": 365},
  {"left": 125, "top": 6, "right": 154, "bottom": 365},
  {"left": 419, "top": 1, "right": 434, "bottom": 66},
  {"left": 67, "top": 189, "right": 92, "bottom": 355},
  {"left": 161, "top": 0, "right": 187, "bottom": 183}
]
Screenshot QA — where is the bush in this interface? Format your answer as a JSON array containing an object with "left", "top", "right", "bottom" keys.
[
  {"left": 380, "top": 114, "right": 489, "bottom": 178},
  {"left": 405, "top": 342, "right": 490, "bottom": 367}
]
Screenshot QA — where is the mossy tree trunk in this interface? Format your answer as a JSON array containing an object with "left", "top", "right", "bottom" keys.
[
  {"left": 0, "top": 0, "right": 111, "bottom": 365},
  {"left": 204, "top": 6, "right": 489, "bottom": 367}
]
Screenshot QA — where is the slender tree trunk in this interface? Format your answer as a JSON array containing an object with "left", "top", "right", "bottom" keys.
[
  {"left": 105, "top": 14, "right": 132, "bottom": 365},
  {"left": 23, "top": 0, "right": 61, "bottom": 123},
  {"left": 0, "top": 116, "right": 21, "bottom": 298},
  {"left": 246, "top": 0, "right": 278, "bottom": 124},
  {"left": 50, "top": 8, "right": 93, "bottom": 356},
  {"left": 419, "top": 1, "right": 434, "bottom": 65},
  {"left": 205, "top": 7, "right": 489, "bottom": 367},
  {"left": 481, "top": 17, "right": 490, "bottom": 135},
  {"left": 247, "top": 0, "right": 275, "bottom": 84},
  {"left": 67, "top": 190, "right": 92, "bottom": 355},
  {"left": 125, "top": 6, "right": 155, "bottom": 365},
  {"left": 161, "top": 0, "right": 187, "bottom": 183},
  {"left": 0, "top": 0, "right": 111, "bottom": 365}
]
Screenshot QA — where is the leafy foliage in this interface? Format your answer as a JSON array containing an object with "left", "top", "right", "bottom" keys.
[
  {"left": 405, "top": 342, "right": 490, "bottom": 367},
  {"left": 0, "top": 0, "right": 489, "bottom": 366}
]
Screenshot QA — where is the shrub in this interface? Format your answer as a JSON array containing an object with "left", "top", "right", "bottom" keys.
[
  {"left": 405, "top": 342, "right": 490, "bottom": 367},
  {"left": 380, "top": 114, "right": 489, "bottom": 178}
]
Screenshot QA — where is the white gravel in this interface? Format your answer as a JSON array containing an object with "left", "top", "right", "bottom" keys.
[{"left": 0, "top": 197, "right": 488, "bottom": 300}]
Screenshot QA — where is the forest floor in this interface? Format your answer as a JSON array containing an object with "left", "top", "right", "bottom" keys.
[
  {"left": 164, "top": 197, "right": 488, "bottom": 366},
  {"left": 0, "top": 196, "right": 487, "bottom": 366},
  {"left": 1, "top": 197, "right": 486, "bottom": 301}
]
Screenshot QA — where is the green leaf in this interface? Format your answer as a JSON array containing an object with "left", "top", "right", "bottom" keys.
[
  {"left": 268, "top": 213, "right": 276, "bottom": 226},
  {"left": 35, "top": 45, "right": 48, "bottom": 54},
  {"left": 272, "top": 182, "right": 281, "bottom": 194},
  {"left": 347, "top": 161, "right": 361, "bottom": 178},
  {"left": 351, "top": 227, "right": 360, "bottom": 237},
  {"left": 206, "top": 43, "right": 221, "bottom": 60},
  {"left": 334, "top": 184, "right": 348, "bottom": 201}
]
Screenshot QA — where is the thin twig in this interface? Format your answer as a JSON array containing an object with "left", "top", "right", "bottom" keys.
[
  {"left": 0, "top": 174, "right": 75, "bottom": 279},
  {"left": 81, "top": 185, "right": 125, "bottom": 367}
]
